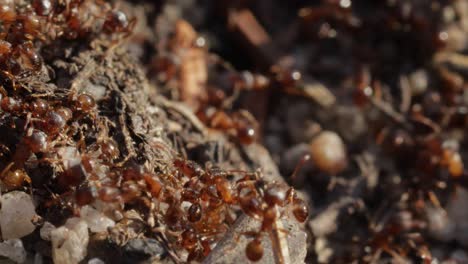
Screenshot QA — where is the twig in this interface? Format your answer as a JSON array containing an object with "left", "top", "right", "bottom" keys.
[
  {"left": 369, "top": 97, "right": 407, "bottom": 126},
  {"left": 270, "top": 206, "right": 291, "bottom": 264},
  {"left": 68, "top": 58, "right": 98, "bottom": 95},
  {"left": 399, "top": 75, "right": 412, "bottom": 113}
]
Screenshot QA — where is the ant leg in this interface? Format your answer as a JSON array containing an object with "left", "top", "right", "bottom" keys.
[
  {"left": 0, "top": 162, "right": 14, "bottom": 178},
  {"left": 123, "top": 18, "right": 136, "bottom": 39}
]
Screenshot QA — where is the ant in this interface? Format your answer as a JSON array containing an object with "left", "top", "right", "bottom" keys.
[
  {"left": 0, "top": 163, "right": 31, "bottom": 190},
  {"left": 103, "top": 9, "right": 136, "bottom": 38},
  {"left": 172, "top": 157, "right": 309, "bottom": 261},
  {"left": 367, "top": 210, "right": 431, "bottom": 263},
  {"left": 234, "top": 171, "right": 309, "bottom": 262},
  {"left": 196, "top": 108, "right": 259, "bottom": 145}
]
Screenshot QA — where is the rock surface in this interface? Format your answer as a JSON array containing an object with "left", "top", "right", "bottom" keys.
[
  {"left": 80, "top": 205, "right": 115, "bottom": 233},
  {"left": 0, "top": 191, "right": 36, "bottom": 240},
  {"left": 0, "top": 239, "right": 27, "bottom": 263},
  {"left": 51, "top": 218, "right": 89, "bottom": 264},
  {"left": 203, "top": 144, "right": 308, "bottom": 264},
  {"left": 203, "top": 215, "right": 307, "bottom": 264}
]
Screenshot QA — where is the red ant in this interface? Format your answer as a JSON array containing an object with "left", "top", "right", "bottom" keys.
[
  {"left": 197, "top": 108, "right": 259, "bottom": 145},
  {"left": 233, "top": 169, "right": 309, "bottom": 261},
  {"left": 103, "top": 9, "right": 136, "bottom": 38}
]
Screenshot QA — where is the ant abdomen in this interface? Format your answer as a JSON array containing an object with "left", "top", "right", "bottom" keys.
[{"left": 246, "top": 238, "right": 263, "bottom": 262}]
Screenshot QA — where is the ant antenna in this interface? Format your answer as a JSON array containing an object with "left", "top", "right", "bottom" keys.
[{"left": 290, "top": 154, "right": 311, "bottom": 181}]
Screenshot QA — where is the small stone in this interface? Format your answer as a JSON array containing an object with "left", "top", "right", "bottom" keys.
[
  {"left": 123, "top": 238, "right": 166, "bottom": 262},
  {"left": 34, "top": 253, "right": 43, "bottom": 264},
  {"left": 309, "top": 131, "right": 348, "bottom": 175},
  {"left": 426, "top": 205, "right": 456, "bottom": 242},
  {"left": 315, "top": 237, "right": 333, "bottom": 264},
  {"left": 450, "top": 249, "right": 468, "bottom": 263},
  {"left": 309, "top": 197, "right": 357, "bottom": 238},
  {"left": 309, "top": 207, "right": 339, "bottom": 237},
  {"left": 88, "top": 258, "right": 105, "bottom": 264},
  {"left": 80, "top": 205, "right": 115, "bottom": 233},
  {"left": 334, "top": 106, "right": 367, "bottom": 142},
  {"left": 444, "top": 24, "right": 468, "bottom": 51},
  {"left": 40, "top": 222, "right": 56, "bottom": 241},
  {"left": 447, "top": 187, "right": 468, "bottom": 246},
  {"left": 202, "top": 215, "right": 307, "bottom": 264},
  {"left": 0, "top": 191, "right": 36, "bottom": 239},
  {"left": 408, "top": 69, "right": 428, "bottom": 96},
  {"left": 57, "top": 146, "right": 81, "bottom": 170},
  {"left": 0, "top": 239, "right": 27, "bottom": 263},
  {"left": 51, "top": 218, "right": 89, "bottom": 264}
]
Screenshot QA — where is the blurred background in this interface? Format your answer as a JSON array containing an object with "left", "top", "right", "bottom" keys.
[{"left": 117, "top": 0, "right": 468, "bottom": 263}]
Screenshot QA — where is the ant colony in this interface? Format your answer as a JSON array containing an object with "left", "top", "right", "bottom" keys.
[{"left": 0, "top": 0, "right": 308, "bottom": 263}]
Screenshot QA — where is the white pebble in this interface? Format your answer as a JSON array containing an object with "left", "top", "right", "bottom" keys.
[
  {"left": 40, "top": 222, "right": 56, "bottom": 241},
  {"left": 450, "top": 249, "right": 468, "bottom": 263},
  {"left": 0, "top": 191, "right": 36, "bottom": 239},
  {"left": 51, "top": 218, "right": 89, "bottom": 264},
  {"left": 88, "top": 258, "right": 105, "bottom": 264},
  {"left": 34, "top": 253, "right": 43, "bottom": 264},
  {"left": 447, "top": 188, "right": 468, "bottom": 246},
  {"left": 0, "top": 239, "right": 27, "bottom": 263},
  {"left": 309, "top": 131, "right": 348, "bottom": 175},
  {"left": 57, "top": 146, "right": 81, "bottom": 170},
  {"left": 408, "top": 69, "right": 428, "bottom": 96},
  {"left": 80, "top": 205, "right": 115, "bottom": 233},
  {"left": 426, "top": 205, "right": 456, "bottom": 242}
]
